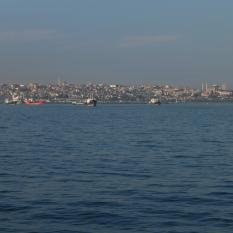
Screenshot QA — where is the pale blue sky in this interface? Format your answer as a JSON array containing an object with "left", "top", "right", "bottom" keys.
[{"left": 0, "top": 0, "right": 232, "bottom": 87}]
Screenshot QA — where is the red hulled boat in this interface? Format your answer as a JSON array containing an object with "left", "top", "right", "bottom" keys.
[{"left": 24, "top": 99, "right": 46, "bottom": 105}]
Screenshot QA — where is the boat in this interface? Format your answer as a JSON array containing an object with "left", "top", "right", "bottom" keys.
[
  {"left": 85, "top": 98, "right": 97, "bottom": 107},
  {"left": 5, "top": 95, "right": 22, "bottom": 105},
  {"left": 149, "top": 98, "right": 161, "bottom": 105},
  {"left": 5, "top": 99, "right": 20, "bottom": 105},
  {"left": 71, "top": 101, "right": 84, "bottom": 105},
  {"left": 24, "top": 99, "right": 46, "bottom": 105}
]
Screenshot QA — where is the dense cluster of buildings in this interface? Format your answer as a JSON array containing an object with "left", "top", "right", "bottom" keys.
[{"left": 0, "top": 81, "right": 232, "bottom": 104}]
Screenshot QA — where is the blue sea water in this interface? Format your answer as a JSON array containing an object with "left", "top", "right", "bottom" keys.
[{"left": 0, "top": 103, "right": 233, "bottom": 233}]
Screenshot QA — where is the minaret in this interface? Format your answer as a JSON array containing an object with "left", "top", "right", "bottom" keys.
[{"left": 222, "top": 83, "right": 227, "bottom": 90}]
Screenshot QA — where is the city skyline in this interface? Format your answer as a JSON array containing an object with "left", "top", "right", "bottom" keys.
[
  {"left": 0, "top": 0, "right": 233, "bottom": 86},
  {"left": 0, "top": 79, "right": 232, "bottom": 90},
  {"left": 1, "top": 81, "right": 232, "bottom": 105}
]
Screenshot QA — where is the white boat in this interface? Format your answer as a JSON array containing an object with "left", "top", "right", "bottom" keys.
[
  {"left": 85, "top": 98, "right": 97, "bottom": 107},
  {"left": 149, "top": 98, "right": 161, "bottom": 105},
  {"left": 5, "top": 95, "right": 22, "bottom": 105}
]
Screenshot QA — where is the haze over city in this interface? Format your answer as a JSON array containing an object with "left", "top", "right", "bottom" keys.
[
  {"left": 0, "top": 0, "right": 233, "bottom": 87},
  {"left": 1, "top": 2, "right": 233, "bottom": 233}
]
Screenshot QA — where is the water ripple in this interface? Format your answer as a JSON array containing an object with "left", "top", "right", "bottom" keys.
[{"left": 1, "top": 104, "right": 233, "bottom": 233}]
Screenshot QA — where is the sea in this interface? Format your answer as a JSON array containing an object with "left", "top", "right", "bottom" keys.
[{"left": 0, "top": 103, "right": 233, "bottom": 233}]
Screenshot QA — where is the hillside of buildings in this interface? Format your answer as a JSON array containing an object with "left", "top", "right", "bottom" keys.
[{"left": 1, "top": 81, "right": 232, "bottom": 104}]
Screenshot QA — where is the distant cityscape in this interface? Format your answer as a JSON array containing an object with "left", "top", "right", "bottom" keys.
[{"left": 0, "top": 81, "right": 233, "bottom": 104}]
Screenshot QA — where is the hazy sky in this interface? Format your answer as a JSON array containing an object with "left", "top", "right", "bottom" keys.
[{"left": 0, "top": 0, "right": 232, "bottom": 87}]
